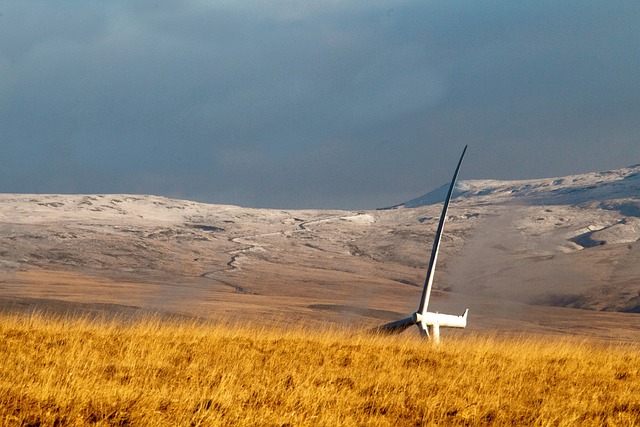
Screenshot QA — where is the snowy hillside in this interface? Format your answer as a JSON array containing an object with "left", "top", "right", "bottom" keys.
[
  {"left": 398, "top": 163, "right": 640, "bottom": 208},
  {"left": 1, "top": 164, "right": 639, "bottom": 339}
]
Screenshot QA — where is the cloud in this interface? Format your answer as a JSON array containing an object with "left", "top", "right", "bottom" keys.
[{"left": 1, "top": 1, "right": 639, "bottom": 208}]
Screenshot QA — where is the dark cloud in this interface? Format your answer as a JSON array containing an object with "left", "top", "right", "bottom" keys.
[{"left": 1, "top": 1, "right": 639, "bottom": 208}]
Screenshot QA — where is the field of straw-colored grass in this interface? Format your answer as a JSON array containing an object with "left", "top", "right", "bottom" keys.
[{"left": 1, "top": 313, "right": 639, "bottom": 426}]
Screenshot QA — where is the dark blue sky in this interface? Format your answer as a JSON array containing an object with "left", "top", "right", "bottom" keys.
[{"left": 1, "top": 1, "right": 639, "bottom": 209}]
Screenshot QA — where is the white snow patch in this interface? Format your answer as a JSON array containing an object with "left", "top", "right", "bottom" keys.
[{"left": 341, "top": 214, "right": 375, "bottom": 224}]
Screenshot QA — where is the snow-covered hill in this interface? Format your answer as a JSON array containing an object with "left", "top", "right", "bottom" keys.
[
  {"left": 397, "top": 164, "right": 640, "bottom": 208},
  {"left": 1, "top": 164, "right": 639, "bottom": 340}
]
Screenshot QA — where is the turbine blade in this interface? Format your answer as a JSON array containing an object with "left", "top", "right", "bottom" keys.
[
  {"left": 371, "top": 316, "right": 416, "bottom": 334},
  {"left": 418, "top": 145, "right": 467, "bottom": 315}
]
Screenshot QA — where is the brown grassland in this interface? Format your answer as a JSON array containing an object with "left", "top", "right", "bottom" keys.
[{"left": 1, "top": 313, "right": 639, "bottom": 426}]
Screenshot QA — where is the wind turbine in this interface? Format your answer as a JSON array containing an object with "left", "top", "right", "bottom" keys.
[{"left": 374, "top": 146, "right": 469, "bottom": 343}]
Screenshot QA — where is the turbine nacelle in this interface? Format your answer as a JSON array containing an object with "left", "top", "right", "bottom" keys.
[
  {"left": 415, "top": 310, "right": 468, "bottom": 345},
  {"left": 372, "top": 309, "right": 468, "bottom": 344},
  {"left": 414, "top": 309, "right": 468, "bottom": 329}
]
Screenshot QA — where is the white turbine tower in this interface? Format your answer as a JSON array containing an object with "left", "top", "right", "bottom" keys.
[{"left": 374, "top": 146, "right": 469, "bottom": 344}]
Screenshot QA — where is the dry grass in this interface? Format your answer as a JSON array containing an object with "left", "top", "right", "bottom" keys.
[{"left": 1, "top": 313, "right": 639, "bottom": 426}]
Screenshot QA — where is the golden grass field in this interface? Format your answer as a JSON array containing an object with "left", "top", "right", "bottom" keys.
[{"left": 1, "top": 313, "right": 639, "bottom": 426}]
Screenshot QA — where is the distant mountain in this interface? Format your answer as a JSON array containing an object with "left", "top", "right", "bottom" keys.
[{"left": 391, "top": 164, "right": 640, "bottom": 209}]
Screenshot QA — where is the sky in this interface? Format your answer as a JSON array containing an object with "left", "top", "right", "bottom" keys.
[{"left": 1, "top": 1, "right": 639, "bottom": 210}]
